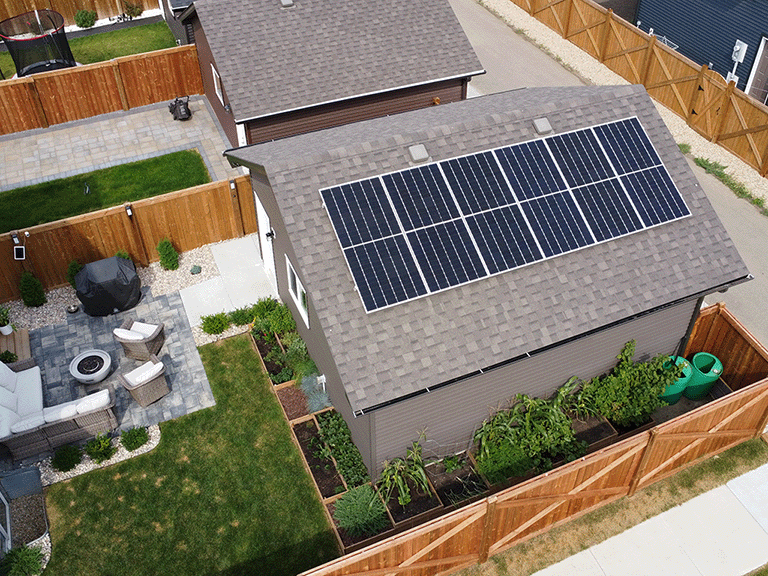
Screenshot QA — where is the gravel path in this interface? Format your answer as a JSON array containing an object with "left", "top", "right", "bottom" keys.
[{"left": 479, "top": 0, "right": 768, "bottom": 202}]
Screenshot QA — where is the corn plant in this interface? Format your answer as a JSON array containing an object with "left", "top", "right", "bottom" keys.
[{"left": 378, "top": 439, "right": 430, "bottom": 506}]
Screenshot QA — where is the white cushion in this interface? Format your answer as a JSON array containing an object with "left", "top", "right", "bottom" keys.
[
  {"left": 15, "top": 366, "right": 43, "bottom": 418},
  {"left": 76, "top": 389, "right": 110, "bottom": 414},
  {"left": 10, "top": 413, "right": 45, "bottom": 434},
  {"left": 0, "top": 406, "right": 19, "bottom": 438},
  {"left": 43, "top": 402, "right": 79, "bottom": 423},
  {"left": 113, "top": 328, "right": 144, "bottom": 341},
  {"left": 0, "top": 386, "right": 16, "bottom": 412},
  {"left": 126, "top": 361, "right": 163, "bottom": 385},
  {"left": 0, "top": 362, "right": 16, "bottom": 393},
  {"left": 130, "top": 322, "right": 159, "bottom": 337}
]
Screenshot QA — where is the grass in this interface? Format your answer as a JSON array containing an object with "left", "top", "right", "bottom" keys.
[
  {"left": 0, "top": 149, "right": 210, "bottom": 233},
  {"left": 694, "top": 157, "right": 768, "bottom": 217},
  {"left": 454, "top": 438, "right": 768, "bottom": 576},
  {"left": 0, "top": 21, "right": 176, "bottom": 80},
  {"left": 43, "top": 335, "right": 340, "bottom": 576}
]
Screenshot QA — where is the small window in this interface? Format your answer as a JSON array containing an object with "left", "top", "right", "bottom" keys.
[
  {"left": 286, "top": 256, "right": 309, "bottom": 327},
  {"left": 211, "top": 64, "right": 224, "bottom": 106}
]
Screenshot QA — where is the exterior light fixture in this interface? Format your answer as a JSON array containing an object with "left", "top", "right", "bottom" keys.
[
  {"left": 10, "top": 233, "right": 19, "bottom": 245},
  {"left": 125, "top": 205, "right": 133, "bottom": 217}
]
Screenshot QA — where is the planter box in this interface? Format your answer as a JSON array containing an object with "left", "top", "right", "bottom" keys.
[
  {"left": 275, "top": 382, "right": 310, "bottom": 421},
  {"left": 382, "top": 477, "right": 443, "bottom": 529},
  {"left": 292, "top": 419, "right": 346, "bottom": 499},
  {"left": 425, "top": 454, "right": 487, "bottom": 509},
  {"left": 611, "top": 417, "right": 656, "bottom": 443},
  {"left": 326, "top": 487, "right": 395, "bottom": 554},
  {"left": 571, "top": 413, "right": 618, "bottom": 453}
]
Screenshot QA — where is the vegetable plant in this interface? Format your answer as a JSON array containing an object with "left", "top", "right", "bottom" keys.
[
  {"left": 332, "top": 485, "right": 388, "bottom": 538},
  {"left": 378, "top": 439, "right": 431, "bottom": 506},
  {"left": 317, "top": 411, "right": 369, "bottom": 487}
]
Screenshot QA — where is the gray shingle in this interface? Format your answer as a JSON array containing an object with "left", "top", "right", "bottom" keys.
[
  {"left": 227, "top": 85, "right": 751, "bottom": 413},
  {"left": 192, "top": 0, "right": 483, "bottom": 122}
]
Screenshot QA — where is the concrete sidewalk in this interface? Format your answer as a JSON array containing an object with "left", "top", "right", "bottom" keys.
[{"left": 534, "top": 462, "right": 768, "bottom": 576}]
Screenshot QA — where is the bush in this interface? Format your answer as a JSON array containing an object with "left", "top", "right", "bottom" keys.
[
  {"left": 332, "top": 485, "right": 388, "bottom": 539},
  {"left": 85, "top": 433, "right": 116, "bottom": 464},
  {"left": 51, "top": 444, "right": 82, "bottom": 472},
  {"left": 123, "top": 0, "right": 143, "bottom": 17},
  {"left": 74, "top": 9, "right": 97, "bottom": 28},
  {"left": 121, "top": 427, "right": 149, "bottom": 451},
  {"left": 301, "top": 375, "right": 331, "bottom": 413},
  {"left": 0, "top": 351, "right": 17, "bottom": 364},
  {"left": 228, "top": 305, "right": 256, "bottom": 326},
  {"left": 0, "top": 305, "right": 9, "bottom": 327},
  {"left": 250, "top": 298, "right": 296, "bottom": 338},
  {"left": 115, "top": 249, "right": 130, "bottom": 260},
  {"left": 19, "top": 271, "right": 46, "bottom": 308},
  {"left": 317, "top": 411, "right": 369, "bottom": 487},
  {"left": 66, "top": 260, "right": 83, "bottom": 289},
  {"left": 157, "top": 238, "right": 179, "bottom": 270},
  {"left": 0, "top": 545, "right": 43, "bottom": 576},
  {"left": 201, "top": 312, "right": 230, "bottom": 334}
]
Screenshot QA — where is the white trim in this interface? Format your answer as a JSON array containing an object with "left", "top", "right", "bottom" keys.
[
  {"left": 285, "top": 255, "right": 309, "bottom": 328},
  {"left": 236, "top": 123, "right": 247, "bottom": 147},
  {"left": 745, "top": 36, "right": 768, "bottom": 98},
  {"left": 211, "top": 64, "right": 224, "bottom": 107}
]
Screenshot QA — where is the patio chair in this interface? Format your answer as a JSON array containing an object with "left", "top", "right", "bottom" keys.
[
  {"left": 117, "top": 354, "right": 170, "bottom": 407},
  {"left": 113, "top": 319, "right": 165, "bottom": 361}
]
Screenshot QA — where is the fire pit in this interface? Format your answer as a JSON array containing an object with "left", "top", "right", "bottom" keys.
[{"left": 69, "top": 349, "right": 112, "bottom": 384}]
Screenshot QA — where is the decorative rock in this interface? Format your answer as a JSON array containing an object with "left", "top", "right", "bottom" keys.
[{"left": 190, "top": 265, "right": 202, "bottom": 275}]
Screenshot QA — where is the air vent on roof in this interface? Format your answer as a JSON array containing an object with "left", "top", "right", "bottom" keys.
[
  {"left": 533, "top": 117, "right": 552, "bottom": 135},
  {"left": 408, "top": 144, "right": 429, "bottom": 163},
  {"left": 280, "top": 0, "right": 294, "bottom": 7}
]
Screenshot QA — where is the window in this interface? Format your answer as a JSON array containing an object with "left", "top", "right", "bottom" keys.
[
  {"left": 211, "top": 64, "right": 224, "bottom": 106},
  {"left": 286, "top": 256, "right": 309, "bottom": 327}
]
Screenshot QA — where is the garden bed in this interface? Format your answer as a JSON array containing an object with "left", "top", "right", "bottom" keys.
[
  {"left": 326, "top": 498, "right": 395, "bottom": 553},
  {"left": 383, "top": 479, "right": 442, "bottom": 527},
  {"left": 425, "top": 454, "right": 487, "bottom": 509},
  {"left": 293, "top": 419, "right": 346, "bottom": 499},
  {"left": 276, "top": 383, "right": 310, "bottom": 421},
  {"left": 571, "top": 414, "right": 618, "bottom": 453}
]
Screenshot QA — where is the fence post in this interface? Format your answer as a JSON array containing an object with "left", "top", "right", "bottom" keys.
[
  {"left": 599, "top": 9, "right": 613, "bottom": 63},
  {"left": 712, "top": 81, "right": 736, "bottom": 144},
  {"left": 641, "top": 35, "right": 658, "bottom": 86},
  {"left": 687, "top": 65, "right": 708, "bottom": 124},
  {"left": 562, "top": 0, "right": 573, "bottom": 39},
  {"left": 27, "top": 78, "right": 49, "bottom": 129},
  {"left": 112, "top": 61, "right": 130, "bottom": 111},
  {"left": 125, "top": 204, "right": 150, "bottom": 267},
  {"left": 628, "top": 429, "right": 658, "bottom": 496},
  {"left": 478, "top": 496, "right": 498, "bottom": 564},
  {"left": 753, "top": 393, "right": 768, "bottom": 439}
]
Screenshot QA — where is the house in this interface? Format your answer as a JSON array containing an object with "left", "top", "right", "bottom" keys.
[
  {"left": 636, "top": 0, "right": 768, "bottom": 103},
  {"left": 224, "top": 84, "right": 750, "bottom": 474},
  {"left": 178, "top": 0, "right": 484, "bottom": 148}
]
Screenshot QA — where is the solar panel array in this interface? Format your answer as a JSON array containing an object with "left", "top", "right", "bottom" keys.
[{"left": 321, "top": 117, "right": 690, "bottom": 312}]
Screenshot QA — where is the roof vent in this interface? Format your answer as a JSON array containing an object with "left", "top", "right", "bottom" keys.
[
  {"left": 280, "top": 0, "right": 294, "bottom": 7},
  {"left": 533, "top": 117, "right": 552, "bottom": 135},
  {"left": 408, "top": 144, "right": 429, "bottom": 163}
]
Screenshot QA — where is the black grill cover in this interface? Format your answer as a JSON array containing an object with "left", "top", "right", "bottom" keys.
[{"left": 75, "top": 257, "right": 141, "bottom": 317}]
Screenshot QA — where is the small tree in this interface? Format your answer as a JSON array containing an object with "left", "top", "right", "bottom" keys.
[
  {"left": 19, "top": 271, "right": 46, "bottom": 308},
  {"left": 157, "top": 238, "right": 179, "bottom": 271},
  {"left": 74, "top": 9, "right": 97, "bottom": 28}
]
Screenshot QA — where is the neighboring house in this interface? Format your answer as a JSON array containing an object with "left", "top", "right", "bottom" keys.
[
  {"left": 225, "top": 85, "right": 750, "bottom": 474},
  {"left": 636, "top": 0, "right": 768, "bottom": 103},
  {"left": 179, "top": 0, "right": 483, "bottom": 148},
  {"left": 158, "top": 0, "right": 194, "bottom": 44}
]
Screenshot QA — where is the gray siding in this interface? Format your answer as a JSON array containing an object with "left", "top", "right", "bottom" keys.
[
  {"left": 371, "top": 299, "right": 698, "bottom": 470},
  {"left": 636, "top": 0, "right": 768, "bottom": 92}
]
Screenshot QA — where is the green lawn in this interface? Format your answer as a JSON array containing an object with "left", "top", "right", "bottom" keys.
[
  {"left": 0, "top": 150, "right": 210, "bottom": 233},
  {"left": 44, "top": 335, "right": 340, "bottom": 576},
  {"left": 0, "top": 21, "right": 176, "bottom": 79}
]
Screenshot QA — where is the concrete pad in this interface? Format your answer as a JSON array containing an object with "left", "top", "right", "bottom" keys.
[
  {"left": 226, "top": 263, "right": 278, "bottom": 309},
  {"left": 589, "top": 514, "right": 700, "bottom": 576},
  {"left": 210, "top": 235, "right": 262, "bottom": 275},
  {"left": 533, "top": 549, "right": 605, "bottom": 576},
  {"left": 729, "top": 463, "right": 768, "bottom": 537},
  {"left": 179, "top": 277, "right": 232, "bottom": 327},
  {"left": 661, "top": 486, "right": 768, "bottom": 576}
]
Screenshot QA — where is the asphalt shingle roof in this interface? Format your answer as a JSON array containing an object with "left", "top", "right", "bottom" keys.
[
  {"left": 190, "top": 0, "right": 483, "bottom": 122},
  {"left": 227, "top": 85, "right": 750, "bottom": 413}
]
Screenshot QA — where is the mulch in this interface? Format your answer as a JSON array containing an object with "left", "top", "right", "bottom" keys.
[{"left": 276, "top": 386, "right": 309, "bottom": 421}]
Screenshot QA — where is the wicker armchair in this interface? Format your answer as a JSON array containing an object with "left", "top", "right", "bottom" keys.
[
  {"left": 117, "top": 354, "right": 170, "bottom": 407},
  {"left": 113, "top": 319, "right": 165, "bottom": 361}
]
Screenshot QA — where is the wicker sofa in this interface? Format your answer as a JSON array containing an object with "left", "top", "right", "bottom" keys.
[{"left": 0, "top": 359, "right": 117, "bottom": 461}]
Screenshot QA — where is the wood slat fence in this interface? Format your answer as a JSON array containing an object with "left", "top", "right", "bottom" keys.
[
  {"left": 507, "top": 0, "right": 768, "bottom": 177},
  {"left": 0, "top": 175, "right": 257, "bottom": 302},
  {"left": 299, "top": 304, "right": 768, "bottom": 576},
  {"left": 0, "top": 0, "right": 152, "bottom": 28},
  {"left": 0, "top": 44, "right": 202, "bottom": 134}
]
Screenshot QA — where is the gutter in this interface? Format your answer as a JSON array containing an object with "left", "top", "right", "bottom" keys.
[{"left": 351, "top": 273, "right": 754, "bottom": 417}]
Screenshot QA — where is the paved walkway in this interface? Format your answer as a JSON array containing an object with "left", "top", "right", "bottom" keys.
[{"left": 0, "top": 95, "right": 239, "bottom": 192}]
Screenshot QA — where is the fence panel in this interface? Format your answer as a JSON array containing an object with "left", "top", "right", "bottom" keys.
[
  {"left": 688, "top": 68, "right": 728, "bottom": 141},
  {"left": 601, "top": 16, "right": 652, "bottom": 84},
  {"left": 0, "top": 0, "right": 150, "bottom": 26},
  {"left": 0, "top": 78, "right": 46, "bottom": 133},
  {"left": 714, "top": 89, "right": 768, "bottom": 173},
  {"left": 531, "top": 0, "right": 570, "bottom": 37},
  {"left": 563, "top": 0, "right": 605, "bottom": 59},
  {"left": 642, "top": 42, "right": 700, "bottom": 119}
]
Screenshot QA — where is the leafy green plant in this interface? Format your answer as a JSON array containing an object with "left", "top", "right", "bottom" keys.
[
  {"left": 157, "top": 238, "right": 179, "bottom": 270},
  {"left": 443, "top": 454, "right": 462, "bottom": 474},
  {"left": 0, "top": 305, "right": 9, "bottom": 327},
  {"left": 250, "top": 299, "right": 296, "bottom": 344},
  {"left": 228, "top": 305, "right": 256, "bottom": 326},
  {"left": 317, "top": 411, "right": 369, "bottom": 487},
  {"left": 66, "top": 260, "right": 84, "bottom": 289},
  {"left": 115, "top": 249, "right": 130, "bottom": 260},
  {"left": 85, "top": 433, "right": 116, "bottom": 464},
  {"left": 74, "top": 9, "right": 97, "bottom": 28},
  {"left": 19, "top": 271, "right": 46, "bottom": 307},
  {"left": 332, "top": 485, "right": 388, "bottom": 539},
  {"left": 281, "top": 331, "right": 317, "bottom": 381},
  {"left": 379, "top": 439, "right": 431, "bottom": 506},
  {"left": 201, "top": 312, "right": 230, "bottom": 335},
  {"left": 0, "top": 545, "right": 43, "bottom": 576},
  {"left": 251, "top": 296, "right": 280, "bottom": 320},
  {"left": 51, "top": 444, "right": 82, "bottom": 472},
  {"left": 678, "top": 143, "right": 691, "bottom": 154},
  {"left": 121, "top": 427, "right": 149, "bottom": 451},
  {"left": 0, "top": 351, "right": 18, "bottom": 364},
  {"left": 123, "top": 0, "right": 143, "bottom": 17}
]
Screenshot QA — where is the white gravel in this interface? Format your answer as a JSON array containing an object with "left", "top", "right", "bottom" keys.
[{"left": 479, "top": 0, "right": 768, "bottom": 202}]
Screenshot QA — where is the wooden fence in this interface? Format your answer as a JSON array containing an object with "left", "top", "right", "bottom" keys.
[
  {"left": 504, "top": 0, "right": 768, "bottom": 177},
  {"left": 299, "top": 304, "right": 768, "bottom": 576},
  {"left": 0, "top": 44, "right": 202, "bottom": 134},
  {"left": 0, "top": 175, "right": 257, "bottom": 302},
  {"left": 0, "top": 0, "right": 152, "bottom": 28}
]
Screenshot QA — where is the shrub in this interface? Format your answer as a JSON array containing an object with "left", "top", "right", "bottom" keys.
[
  {"left": 0, "top": 351, "right": 17, "bottom": 364},
  {"left": 66, "top": 260, "right": 84, "bottom": 289},
  {"left": 201, "top": 312, "right": 230, "bottom": 334},
  {"left": 0, "top": 545, "right": 43, "bottom": 576},
  {"left": 19, "top": 271, "right": 46, "bottom": 308},
  {"left": 0, "top": 305, "right": 9, "bottom": 327},
  {"left": 317, "top": 411, "right": 369, "bottom": 487},
  {"left": 332, "top": 485, "right": 388, "bottom": 539},
  {"left": 157, "top": 238, "right": 179, "bottom": 270},
  {"left": 85, "top": 433, "right": 116, "bottom": 464},
  {"left": 228, "top": 305, "right": 256, "bottom": 326},
  {"left": 250, "top": 299, "right": 296, "bottom": 338},
  {"left": 51, "top": 444, "right": 82, "bottom": 472},
  {"left": 115, "top": 249, "right": 130, "bottom": 260},
  {"left": 121, "top": 427, "right": 149, "bottom": 451},
  {"left": 123, "top": 0, "right": 143, "bottom": 17},
  {"left": 74, "top": 9, "right": 97, "bottom": 28},
  {"left": 251, "top": 296, "right": 279, "bottom": 319}
]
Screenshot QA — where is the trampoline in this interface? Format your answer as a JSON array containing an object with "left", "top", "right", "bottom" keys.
[{"left": 0, "top": 10, "right": 76, "bottom": 77}]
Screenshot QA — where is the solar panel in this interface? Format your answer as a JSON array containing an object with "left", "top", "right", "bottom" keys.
[{"left": 320, "top": 117, "right": 690, "bottom": 312}]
